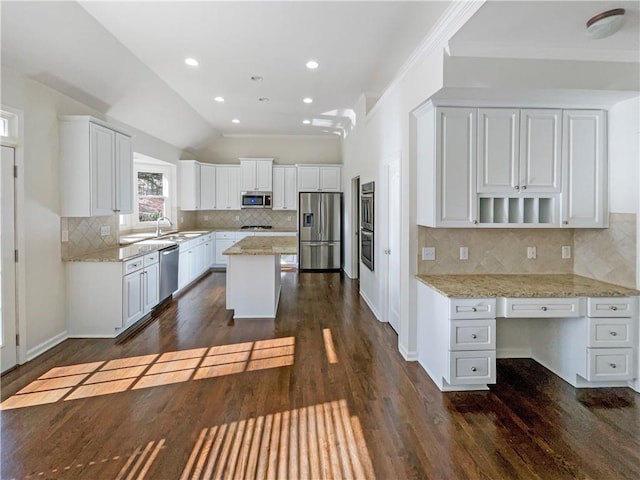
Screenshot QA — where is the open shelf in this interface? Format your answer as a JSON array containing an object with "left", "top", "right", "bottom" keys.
[{"left": 478, "top": 195, "right": 558, "bottom": 226}]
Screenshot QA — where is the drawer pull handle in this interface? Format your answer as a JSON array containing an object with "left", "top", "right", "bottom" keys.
[
  {"left": 610, "top": 306, "right": 618, "bottom": 311},
  {"left": 471, "top": 307, "right": 477, "bottom": 312},
  {"left": 609, "top": 331, "right": 617, "bottom": 337},
  {"left": 471, "top": 334, "right": 478, "bottom": 339},
  {"left": 470, "top": 366, "right": 477, "bottom": 372},
  {"left": 541, "top": 306, "right": 548, "bottom": 311},
  {"left": 610, "top": 363, "right": 617, "bottom": 369}
]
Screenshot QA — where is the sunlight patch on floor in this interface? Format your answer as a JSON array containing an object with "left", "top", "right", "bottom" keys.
[
  {"left": 0, "top": 338, "right": 295, "bottom": 410},
  {"left": 180, "top": 399, "right": 375, "bottom": 480}
]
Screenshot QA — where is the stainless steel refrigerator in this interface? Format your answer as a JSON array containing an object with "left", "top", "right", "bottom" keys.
[{"left": 299, "top": 192, "right": 342, "bottom": 270}]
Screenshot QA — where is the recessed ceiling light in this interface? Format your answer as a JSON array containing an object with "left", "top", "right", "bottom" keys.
[
  {"left": 214, "top": 96, "right": 225, "bottom": 102},
  {"left": 232, "top": 118, "right": 240, "bottom": 124},
  {"left": 303, "top": 97, "right": 313, "bottom": 104},
  {"left": 306, "top": 60, "right": 319, "bottom": 69},
  {"left": 302, "top": 120, "right": 311, "bottom": 125},
  {"left": 332, "top": 131, "right": 341, "bottom": 136},
  {"left": 258, "top": 97, "right": 270, "bottom": 102},
  {"left": 185, "top": 58, "right": 199, "bottom": 67},
  {"left": 251, "top": 76, "right": 263, "bottom": 82}
]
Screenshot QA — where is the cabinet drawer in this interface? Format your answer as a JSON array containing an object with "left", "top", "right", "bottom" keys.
[
  {"left": 586, "top": 348, "right": 634, "bottom": 381},
  {"left": 144, "top": 251, "right": 159, "bottom": 266},
  {"left": 446, "top": 351, "right": 496, "bottom": 385},
  {"left": 449, "top": 319, "right": 496, "bottom": 351},
  {"left": 215, "top": 232, "right": 235, "bottom": 240},
  {"left": 588, "top": 297, "right": 636, "bottom": 318},
  {"left": 588, "top": 318, "right": 634, "bottom": 348},
  {"left": 503, "top": 298, "right": 581, "bottom": 318},
  {"left": 449, "top": 298, "right": 496, "bottom": 319},
  {"left": 123, "top": 256, "right": 144, "bottom": 275}
]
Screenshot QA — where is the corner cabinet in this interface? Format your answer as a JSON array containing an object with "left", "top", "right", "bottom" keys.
[
  {"left": 297, "top": 165, "right": 342, "bottom": 192},
  {"left": 272, "top": 166, "right": 297, "bottom": 210},
  {"left": 416, "top": 103, "right": 607, "bottom": 228},
  {"left": 60, "top": 116, "right": 133, "bottom": 217},
  {"left": 416, "top": 104, "right": 477, "bottom": 227}
]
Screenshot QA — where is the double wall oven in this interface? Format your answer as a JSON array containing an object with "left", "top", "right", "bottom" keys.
[{"left": 360, "top": 182, "right": 374, "bottom": 271}]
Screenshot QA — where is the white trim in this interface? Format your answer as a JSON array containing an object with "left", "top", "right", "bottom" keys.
[
  {"left": 26, "top": 331, "right": 69, "bottom": 362},
  {"left": 496, "top": 348, "right": 533, "bottom": 359},
  {"left": 367, "top": 0, "right": 485, "bottom": 119},
  {"left": 359, "top": 289, "right": 381, "bottom": 321},
  {"left": 399, "top": 344, "right": 418, "bottom": 362}
]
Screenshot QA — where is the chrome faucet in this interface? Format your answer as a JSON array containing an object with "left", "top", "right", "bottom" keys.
[{"left": 156, "top": 216, "right": 173, "bottom": 237}]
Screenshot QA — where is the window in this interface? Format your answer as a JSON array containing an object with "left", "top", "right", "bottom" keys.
[{"left": 121, "top": 156, "right": 175, "bottom": 229}]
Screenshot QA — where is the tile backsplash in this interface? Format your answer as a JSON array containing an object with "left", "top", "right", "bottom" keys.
[
  {"left": 194, "top": 210, "right": 297, "bottom": 229},
  {"left": 61, "top": 215, "right": 118, "bottom": 259},
  {"left": 574, "top": 213, "right": 636, "bottom": 288},
  {"left": 418, "top": 227, "right": 574, "bottom": 275}
]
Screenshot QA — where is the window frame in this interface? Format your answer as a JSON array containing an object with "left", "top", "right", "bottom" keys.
[{"left": 121, "top": 159, "right": 174, "bottom": 229}]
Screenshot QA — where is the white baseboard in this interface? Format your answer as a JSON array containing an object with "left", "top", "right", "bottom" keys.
[
  {"left": 26, "top": 331, "right": 68, "bottom": 362},
  {"left": 496, "top": 348, "right": 532, "bottom": 359},
  {"left": 359, "top": 290, "right": 380, "bottom": 320},
  {"left": 399, "top": 343, "right": 418, "bottom": 361}
]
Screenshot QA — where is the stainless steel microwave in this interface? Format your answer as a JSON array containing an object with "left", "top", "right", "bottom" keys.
[{"left": 241, "top": 191, "right": 272, "bottom": 209}]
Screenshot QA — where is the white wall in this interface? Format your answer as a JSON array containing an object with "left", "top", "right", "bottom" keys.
[
  {"left": 609, "top": 96, "right": 639, "bottom": 214},
  {"left": 206, "top": 135, "right": 341, "bottom": 165},
  {"left": 1, "top": 68, "right": 193, "bottom": 359}
]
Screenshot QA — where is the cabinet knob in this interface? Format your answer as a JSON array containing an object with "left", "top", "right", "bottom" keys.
[
  {"left": 563, "top": 221, "right": 569, "bottom": 225},
  {"left": 610, "top": 306, "right": 618, "bottom": 311},
  {"left": 515, "top": 185, "right": 520, "bottom": 190},
  {"left": 471, "top": 334, "right": 477, "bottom": 339},
  {"left": 610, "top": 363, "right": 617, "bottom": 369},
  {"left": 473, "top": 220, "right": 478, "bottom": 224},
  {"left": 471, "top": 307, "right": 477, "bottom": 312},
  {"left": 609, "top": 331, "right": 618, "bottom": 337},
  {"left": 470, "top": 366, "right": 477, "bottom": 372},
  {"left": 521, "top": 185, "right": 527, "bottom": 190},
  {"left": 541, "top": 306, "right": 548, "bottom": 311}
]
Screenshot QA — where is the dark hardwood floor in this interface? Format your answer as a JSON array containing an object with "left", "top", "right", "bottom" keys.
[{"left": 2, "top": 271, "right": 639, "bottom": 479}]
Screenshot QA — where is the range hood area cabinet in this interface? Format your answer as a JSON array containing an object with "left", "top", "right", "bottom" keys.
[
  {"left": 60, "top": 116, "right": 133, "bottom": 217},
  {"left": 240, "top": 158, "right": 273, "bottom": 192},
  {"left": 416, "top": 103, "right": 607, "bottom": 228}
]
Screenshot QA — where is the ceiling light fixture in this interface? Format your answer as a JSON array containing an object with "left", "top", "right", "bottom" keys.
[
  {"left": 232, "top": 118, "right": 240, "bottom": 124},
  {"left": 586, "top": 8, "right": 625, "bottom": 39},
  {"left": 185, "top": 58, "right": 199, "bottom": 67},
  {"left": 306, "top": 60, "right": 319, "bottom": 69},
  {"left": 251, "top": 76, "right": 263, "bottom": 82},
  {"left": 214, "top": 96, "right": 225, "bottom": 102},
  {"left": 302, "top": 120, "right": 311, "bottom": 125},
  {"left": 303, "top": 97, "right": 313, "bottom": 104}
]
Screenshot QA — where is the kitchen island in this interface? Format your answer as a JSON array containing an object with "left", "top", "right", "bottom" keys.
[{"left": 223, "top": 236, "right": 297, "bottom": 318}]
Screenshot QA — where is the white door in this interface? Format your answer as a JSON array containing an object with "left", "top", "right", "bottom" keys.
[
  {"left": 297, "top": 167, "right": 319, "bottom": 191},
  {"left": 1, "top": 146, "right": 17, "bottom": 372},
  {"left": 272, "top": 167, "right": 286, "bottom": 210},
  {"left": 143, "top": 263, "right": 160, "bottom": 313},
  {"left": 385, "top": 159, "right": 401, "bottom": 333},
  {"left": 115, "top": 132, "right": 133, "bottom": 214},
  {"left": 200, "top": 164, "right": 216, "bottom": 210},
  {"left": 284, "top": 167, "right": 297, "bottom": 210}
]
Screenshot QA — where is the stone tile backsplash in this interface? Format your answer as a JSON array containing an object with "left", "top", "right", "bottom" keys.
[
  {"left": 194, "top": 210, "right": 297, "bottom": 229},
  {"left": 61, "top": 215, "right": 118, "bottom": 259}
]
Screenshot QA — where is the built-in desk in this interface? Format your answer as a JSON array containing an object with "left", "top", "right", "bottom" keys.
[{"left": 416, "top": 274, "right": 640, "bottom": 392}]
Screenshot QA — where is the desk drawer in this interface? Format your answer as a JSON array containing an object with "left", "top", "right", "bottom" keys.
[
  {"left": 588, "top": 297, "right": 636, "bottom": 318},
  {"left": 588, "top": 318, "right": 634, "bottom": 348},
  {"left": 449, "top": 299, "right": 496, "bottom": 319},
  {"left": 503, "top": 298, "right": 581, "bottom": 318},
  {"left": 446, "top": 351, "right": 496, "bottom": 385},
  {"left": 586, "top": 348, "right": 634, "bottom": 381},
  {"left": 450, "top": 319, "right": 496, "bottom": 351}
]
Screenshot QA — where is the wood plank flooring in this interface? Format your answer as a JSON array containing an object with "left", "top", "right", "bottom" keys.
[{"left": 1, "top": 271, "right": 639, "bottom": 479}]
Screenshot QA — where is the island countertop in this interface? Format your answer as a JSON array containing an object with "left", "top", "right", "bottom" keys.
[
  {"left": 223, "top": 236, "right": 297, "bottom": 256},
  {"left": 416, "top": 273, "right": 640, "bottom": 298}
]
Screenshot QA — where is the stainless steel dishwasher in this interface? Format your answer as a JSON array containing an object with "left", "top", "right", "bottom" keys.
[{"left": 159, "top": 245, "right": 179, "bottom": 301}]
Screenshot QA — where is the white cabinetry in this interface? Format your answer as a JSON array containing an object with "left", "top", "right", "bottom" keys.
[
  {"left": 200, "top": 164, "right": 216, "bottom": 210},
  {"left": 518, "top": 109, "right": 562, "bottom": 193},
  {"left": 216, "top": 166, "right": 241, "bottom": 210},
  {"left": 561, "top": 110, "right": 608, "bottom": 228},
  {"left": 123, "top": 252, "right": 159, "bottom": 328},
  {"left": 416, "top": 105, "right": 477, "bottom": 227},
  {"left": 477, "top": 108, "right": 519, "bottom": 194},
  {"left": 180, "top": 160, "right": 201, "bottom": 211},
  {"left": 60, "top": 116, "right": 133, "bottom": 217},
  {"left": 177, "top": 233, "right": 215, "bottom": 291},
  {"left": 297, "top": 165, "right": 342, "bottom": 192},
  {"left": 240, "top": 158, "right": 273, "bottom": 191},
  {"left": 273, "top": 166, "right": 297, "bottom": 210}
]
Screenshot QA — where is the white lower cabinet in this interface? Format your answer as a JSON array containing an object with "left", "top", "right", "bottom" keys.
[
  {"left": 122, "top": 252, "right": 159, "bottom": 328},
  {"left": 178, "top": 233, "right": 215, "bottom": 291}
]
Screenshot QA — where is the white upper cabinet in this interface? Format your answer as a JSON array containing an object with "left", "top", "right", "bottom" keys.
[
  {"left": 240, "top": 158, "right": 273, "bottom": 191},
  {"left": 60, "top": 116, "right": 133, "bottom": 217},
  {"left": 478, "top": 108, "right": 561, "bottom": 194},
  {"left": 200, "top": 163, "right": 216, "bottom": 210},
  {"left": 519, "top": 109, "right": 562, "bottom": 193},
  {"left": 180, "top": 160, "right": 201, "bottom": 211},
  {"left": 216, "top": 165, "right": 241, "bottom": 210},
  {"left": 297, "top": 165, "right": 342, "bottom": 192},
  {"left": 562, "top": 110, "right": 608, "bottom": 228},
  {"left": 272, "top": 166, "right": 297, "bottom": 210},
  {"left": 417, "top": 105, "right": 477, "bottom": 227}
]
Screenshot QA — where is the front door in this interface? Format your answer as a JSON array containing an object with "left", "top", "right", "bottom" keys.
[{"left": 1, "top": 145, "right": 17, "bottom": 372}]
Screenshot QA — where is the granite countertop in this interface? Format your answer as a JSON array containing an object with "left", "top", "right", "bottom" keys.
[
  {"left": 416, "top": 274, "right": 640, "bottom": 298},
  {"left": 119, "top": 227, "right": 296, "bottom": 245},
  {"left": 223, "top": 236, "right": 298, "bottom": 256}
]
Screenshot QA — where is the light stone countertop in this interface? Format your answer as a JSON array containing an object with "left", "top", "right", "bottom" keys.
[
  {"left": 223, "top": 236, "right": 298, "bottom": 256},
  {"left": 416, "top": 274, "right": 640, "bottom": 298},
  {"left": 119, "top": 227, "right": 296, "bottom": 245},
  {"left": 66, "top": 239, "right": 179, "bottom": 262}
]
